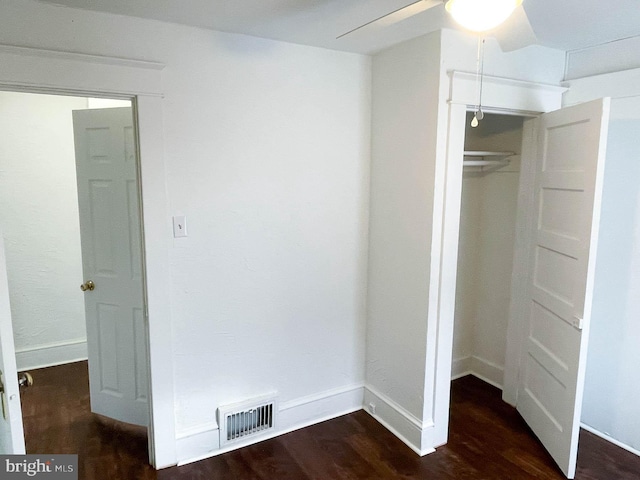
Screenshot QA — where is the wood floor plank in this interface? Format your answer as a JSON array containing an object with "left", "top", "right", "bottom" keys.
[{"left": 19, "top": 362, "right": 640, "bottom": 479}]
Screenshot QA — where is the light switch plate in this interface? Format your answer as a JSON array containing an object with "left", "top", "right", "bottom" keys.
[{"left": 173, "top": 215, "right": 188, "bottom": 238}]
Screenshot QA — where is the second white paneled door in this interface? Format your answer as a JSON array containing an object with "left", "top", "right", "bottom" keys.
[{"left": 73, "top": 107, "right": 149, "bottom": 427}]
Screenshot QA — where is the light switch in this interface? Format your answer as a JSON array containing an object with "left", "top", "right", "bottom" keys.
[{"left": 173, "top": 215, "right": 188, "bottom": 238}]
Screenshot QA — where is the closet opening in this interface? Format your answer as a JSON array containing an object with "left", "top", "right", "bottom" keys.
[
  {"left": 451, "top": 111, "right": 526, "bottom": 390},
  {"left": 438, "top": 74, "right": 611, "bottom": 479}
]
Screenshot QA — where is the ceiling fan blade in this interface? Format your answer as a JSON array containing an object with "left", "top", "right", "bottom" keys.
[
  {"left": 337, "top": 0, "right": 442, "bottom": 39},
  {"left": 493, "top": 5, "right": 537, "bottom": 52}
]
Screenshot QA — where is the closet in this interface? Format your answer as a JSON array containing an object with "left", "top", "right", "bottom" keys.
[{"left": 452, "top": 112, "right": 526, "bottom": 388}]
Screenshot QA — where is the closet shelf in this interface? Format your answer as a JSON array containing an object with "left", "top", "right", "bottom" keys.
[{"left": 463, "top": 151, "right": 515, "bottom": 168}]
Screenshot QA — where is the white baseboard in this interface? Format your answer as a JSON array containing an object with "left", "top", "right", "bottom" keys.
[
  {"left": 363, "top": 385, "right": 435, "bottom": 456},
  {"left": 580, "top": 423, "right": 640, "bottom": 457},
  {"left": 176, "top": 383, "right": 365, "bottom": 466},
  {"left": 16, "top": 339, "right": 87, "bottom": 371},
  {"left": 175, "top": 422, "right": 220, "bottom": 464},
  {"left": 451, "top": 355, "right": 504, "bottom": 389},
  {"left": 451, "top": 356, "right": 472, "bottom": 380}
]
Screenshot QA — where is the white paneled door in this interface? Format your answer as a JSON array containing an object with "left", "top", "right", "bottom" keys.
[
  {"left": 0, "top": 235, "right": 25, "bottom": 453},
  {"left": 73, "top": 107, "right": 149, "bottom": 427},
  {"left": 517, "top": 98, "right": 610, "bottom": 479}
]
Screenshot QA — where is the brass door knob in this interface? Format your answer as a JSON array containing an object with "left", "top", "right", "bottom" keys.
[
  {"left": 18, "top": 372, "right": 33, "bottom": 389},
  {"left": 80, "top": 280, "right": 95, "bottom": 291}
]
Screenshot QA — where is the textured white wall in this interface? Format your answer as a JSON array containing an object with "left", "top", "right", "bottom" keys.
[
  {"left": 0, "top": 92, "right": 88, "bottom": 364},
  {"left": 367, "top": 33, "right": 442, "bottom": 449},
  {"left": 0, "top": 0, "right": 371, "bottom": 439}
]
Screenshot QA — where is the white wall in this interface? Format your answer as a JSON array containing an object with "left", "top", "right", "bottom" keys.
[
  {"left": 581, "top": 110, "right": 640, "bottom": 454},
  {"left": 564, "top": 45, "right": 640, "bottom": 454},
  {"left": 366, "top": 31, "right": 442, "bottom": 454},
  {"left": 452, "top": 173, "right": 480, "bottom": 365},
  {"left": 0, "top": 91, "right": 89, "bottom": 369},
  {"left": 86, "top": 98, "right": 131, "bottom": 109},
  {"left": 565, "top": 36, "right": 640, "bottom": 81},
  {"left": 564, "top": 48, "right": 640, "bottom": 453},
  {"left": 366, "top": 27, "right": 565, "bottom": 453},
  {"left": 453, "top": 114, "right": 523, "bottom": 387},
  {"left": 0, "top": 0, "right": 371, "bottom": 459}
]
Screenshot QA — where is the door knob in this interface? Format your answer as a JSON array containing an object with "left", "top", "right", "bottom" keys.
[
  {"left": 18, "top": 372, "right": 33, "bottom": 389},
  {"left": 80, "top": 280, "right": 95, "bottom": 291}
]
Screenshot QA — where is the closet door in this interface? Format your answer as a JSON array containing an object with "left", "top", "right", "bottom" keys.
[{"left": 516, "top": 98, "right": 610, "bottom": 479}]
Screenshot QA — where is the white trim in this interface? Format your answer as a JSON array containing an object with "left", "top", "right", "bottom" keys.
[
  {"left": 0, "top": 44, "right": 176, "bottom": 468},
  {"left": 0, "top": 234, "right": 26, "bottom": 453},
  {"left": 468, "top": 357, "right": 503, "bottom": 390},
  {"left": 450, "top": 356, "right": 504, "bottom": 389},
  {"left": 176, "top": 384, "right": 364, "bottom": 466},
  {"left": 15, "top": 339, "right": 87, "bottom": 371},
  {"left": 0, "top": 44, "right": 164, "bottom": 98},
  {"left": 135, "top": 95, "right": 177, "bottom": 469},
  {"left": 0, "top": 45, "right": 164, "bottom": 70},
  {"left": 451, "top": 356, "right": 472, "bottom": 380},
  {"left": 432, "top": 73, "right": 565, "bottom": 453},
  {"left": 175, "top": 423, "right": 220, "bottom": 466},
  {"left": 279, "top": 383, "right": 363, "bottom": 412},
  {"left": 364, "top": 385, "right": 435, "bottom": 456},
  {"left": 448, "top": 71, "right": 566, "bottom": 113},
  {"left": 562, "top": 67, "right": 640, "bottom": 106},
  {"left": 580, "top": 423, "right": 640, "bottom": 458},
  {"left": 430, "top": 100, "right": 466, "bottom": 447}
]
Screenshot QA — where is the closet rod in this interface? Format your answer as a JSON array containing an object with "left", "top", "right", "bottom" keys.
[{"left": 463, "top": 150, "right": 515, "bottom": 168}]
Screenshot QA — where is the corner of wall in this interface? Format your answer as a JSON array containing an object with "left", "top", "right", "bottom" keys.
[
  {"left": 363, "top": 385, "right": 436, "bottom": 456},
  {"left": 366, "top": 27, "right": 445, "bottom": 457}
]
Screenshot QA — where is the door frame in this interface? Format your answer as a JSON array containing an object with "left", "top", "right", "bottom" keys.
[
  {"left": 0, "top": 45, "right": 177, "bottom": 468},
  {"left": 430, "top": 71, "right": 568, "bottom": 446}
]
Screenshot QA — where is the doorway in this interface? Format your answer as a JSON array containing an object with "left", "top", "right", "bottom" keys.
[
  {"left": 438, "top": 84, "right": 611, "bottom": 478},
  {"left": 0, "top": 44, "right": 177, "bottom": 468},
  {"left": 451, "top": 112, "right": 526, "bottom": 388},
  {"left": 0, "top": 91, "right": 150, "bottom": 460}
]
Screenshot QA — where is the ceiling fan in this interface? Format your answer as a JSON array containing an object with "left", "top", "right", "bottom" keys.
[{"left": 338, "top": 0, "right": 537, "bottom": 52}]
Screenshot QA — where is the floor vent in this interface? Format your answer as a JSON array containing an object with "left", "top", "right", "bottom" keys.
[{"left": 218, "top": 395, "right": 278, "bottom": 447}]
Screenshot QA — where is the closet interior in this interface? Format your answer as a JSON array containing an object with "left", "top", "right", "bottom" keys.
[{"left": 452, "top": 112, "right": 527, "bottom": 388}]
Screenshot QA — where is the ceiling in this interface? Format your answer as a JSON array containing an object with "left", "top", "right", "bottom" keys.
[{"left": 36, "top": 0, "right": 640, "bottom": 55}]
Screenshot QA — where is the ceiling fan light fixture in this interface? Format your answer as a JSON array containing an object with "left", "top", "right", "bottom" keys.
[{"left": 445, "top": 0, "right": 523, "bottom": 32}]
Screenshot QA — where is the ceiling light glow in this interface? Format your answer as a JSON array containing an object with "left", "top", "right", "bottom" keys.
[{"left": 445, "top": 0, "right": 523, "bottom": 32}]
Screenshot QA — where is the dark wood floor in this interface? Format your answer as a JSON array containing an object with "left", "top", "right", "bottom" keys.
[{"left": 20, "top": 361, "right": 640, "bottom": 479}]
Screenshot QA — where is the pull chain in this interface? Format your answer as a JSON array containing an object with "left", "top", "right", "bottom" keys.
[{"left": 471, "top": 36, "right": 486, "bottom": 128}]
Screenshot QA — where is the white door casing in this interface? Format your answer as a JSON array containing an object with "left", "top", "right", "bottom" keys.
[
  {"left": 73, "top": 107, "right": 149, "bottom": 427},
  {"left": 516, "top": 98, "right": 610, "bottom": 479},
  {"left": 0, "top": 44, "right": 177, "bottom": 467},
  {"left": 433, "top": 73, "right": 566, "bottom": 448},
  {"left": 0, "top": 234, "right": 25, "bottom": 454}
]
